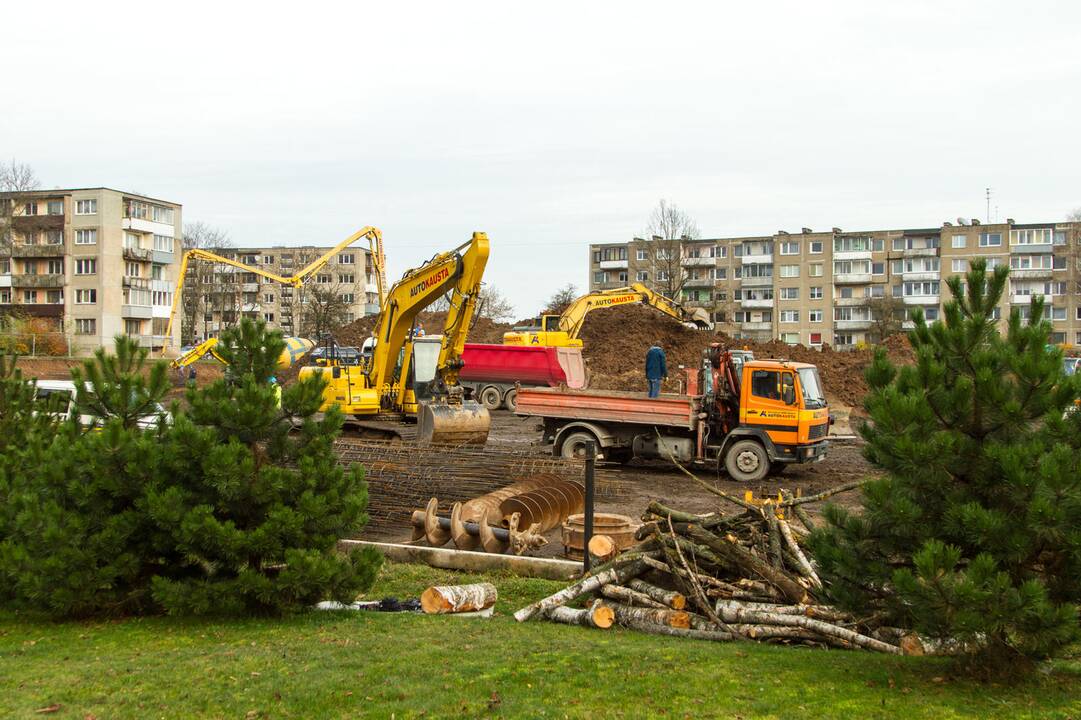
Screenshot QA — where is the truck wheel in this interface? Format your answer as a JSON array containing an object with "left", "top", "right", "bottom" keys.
[
  {"left": 559, "top": 431, "right": 599, "bottom": 460},
  {"left": 503, "top": 389, "right": 518, "bottom": 412},
  {"left": 479, "top": 386, "right": 502, "bottom": 411},
  {"left": 724, "top": 440, "right": 770, "bottom": 482}
]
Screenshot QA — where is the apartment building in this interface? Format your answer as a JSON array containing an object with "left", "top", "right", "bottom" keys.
[
  {"left": 187, "top": 245, "right": 380, "bottom": 341},
  {"left": 0, "top": 188, "right": 182, "bottom": 352},
  {"left": 590, "top": 219, "right": 1081, "bottom": 348}
]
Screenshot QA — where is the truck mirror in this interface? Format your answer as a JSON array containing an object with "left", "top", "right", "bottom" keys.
[{"left": 783, "top": 386, "right": 796, "bottom": 405}]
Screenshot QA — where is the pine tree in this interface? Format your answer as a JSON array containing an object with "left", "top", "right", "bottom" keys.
[
  {"left": 147, "top": 318, "right": 380, "bottom": 615},
  {"left": 810, "top": 261, "right": 1081, "bottom": 671},
  {"left": 0, "top": 338, "right": 173, "bottom": 616}
]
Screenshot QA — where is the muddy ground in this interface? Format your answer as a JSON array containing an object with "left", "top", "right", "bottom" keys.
[{"left": 351, "top": 410, "right": 877, "bottom": 555}]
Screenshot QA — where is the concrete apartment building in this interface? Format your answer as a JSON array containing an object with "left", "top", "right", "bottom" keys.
[
  {"left": 187, "top": 245, "right": 380, "bottom": 341},
  {"left": 0, "top": 188, "right": 182, "bottom": 353},
  {"left": 590, "top": 219, "right": 1081, "bottom": 349}
]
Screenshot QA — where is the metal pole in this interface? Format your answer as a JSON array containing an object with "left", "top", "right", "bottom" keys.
[{"left": 583, "top": 441, "right": 596, "bottom": 573}]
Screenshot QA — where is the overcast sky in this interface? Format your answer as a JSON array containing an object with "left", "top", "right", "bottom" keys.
[{"left": 5, "top": 1, "right": 1079, "bottom": 316}]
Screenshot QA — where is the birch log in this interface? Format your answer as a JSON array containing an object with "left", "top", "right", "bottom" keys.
[
  {"left": 420, "top": 583, "right": 497, "bottom": 614},
  {"left": 777, "top": 518, "right": 821, "bottom": 587},
  {"left": 626, "top": 579, "right": 687, "bottom": 610},
  {"left": 609, "top": 603, "right": 691, "bottom": 629},
  {"left": 546, "top": 603, "right": 615, "bottom": 629},
  {"left": 599, "top": 584, "right": 667, "bottom": 609},
  {"left": 514, "top": 559, "right": 646, "bottom": 622},
  {"left": 713, "top": 602, "right": 900, "bottom": 654}
]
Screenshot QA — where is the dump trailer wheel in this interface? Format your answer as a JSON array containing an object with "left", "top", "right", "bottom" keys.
[
  {"left": 559, "top": 431, "right": 599, "bottom": 460},
  {"left": 724, "top": 439, "right": 770, "bottom": 482},
  {"left": 503, "top": 388, "right": 518, "bottom": 412},
  {"left": 478, "top": 386, "right": 502, "bottom": 411}
]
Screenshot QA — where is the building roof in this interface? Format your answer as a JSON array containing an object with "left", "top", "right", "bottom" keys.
[{"left": 0, "top": 187, "right": 181, "bottom": 207}]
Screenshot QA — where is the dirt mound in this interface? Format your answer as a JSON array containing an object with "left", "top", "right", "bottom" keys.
[{"left": 578, "top": 305, "right": 916, "bottom": 409}]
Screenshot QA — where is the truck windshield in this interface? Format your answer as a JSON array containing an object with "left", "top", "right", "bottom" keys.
[{"left": 797, "top": 367, "right": 826, "bottom": 409}]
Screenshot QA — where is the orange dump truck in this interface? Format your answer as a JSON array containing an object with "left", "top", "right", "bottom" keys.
[{"left": 514, "top": 345, "right": 830, "bottom": 481}]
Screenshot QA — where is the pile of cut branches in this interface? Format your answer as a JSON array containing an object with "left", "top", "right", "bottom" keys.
[{"left": 515, "top": 480, "right": 915, "bottom": 654}]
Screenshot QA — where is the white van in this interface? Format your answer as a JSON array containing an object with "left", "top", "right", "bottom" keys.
[{"left": 33, "top": 379, "right": 172, "bottom": 430}]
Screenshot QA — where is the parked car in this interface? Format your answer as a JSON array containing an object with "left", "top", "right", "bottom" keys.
[{"left": 33, "top": 380, "right": 172, "bottom": 430}]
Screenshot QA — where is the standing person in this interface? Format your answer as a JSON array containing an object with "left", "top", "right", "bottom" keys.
[
  {"left": 269, "top": 375, "right": 282, "bottom": 409},
  {"left": 645, "top": 342, "right": 667, "bottom": 398},
  {"left": 187, "top": 365, "right": 197, "bottom": 388}
]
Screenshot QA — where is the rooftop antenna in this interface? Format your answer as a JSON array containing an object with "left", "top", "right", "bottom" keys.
[{"left": 986, "top": 187, "right": 992, "bottom": 224}]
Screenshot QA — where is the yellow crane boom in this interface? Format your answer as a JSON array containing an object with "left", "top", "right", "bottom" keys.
[
  {"left": 162, "top": 226, "right": 387, "bottom": 361},
  {"left": 503, "top": 282, "right": 709, "bottom": 347}
]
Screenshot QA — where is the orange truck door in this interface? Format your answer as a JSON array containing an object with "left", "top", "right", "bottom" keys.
[{"left": 741, "top": 368, "right": 800, "bottom": 445}]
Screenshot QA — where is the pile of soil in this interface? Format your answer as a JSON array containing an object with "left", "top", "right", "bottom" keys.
[{"left": 578, "top": 305, "right": 916, "bottom": 409}]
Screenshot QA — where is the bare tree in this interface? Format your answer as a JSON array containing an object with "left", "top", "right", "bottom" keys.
[
  {"left": 644, "top": 199, "right": 699, "bottom": 301},
  {"left": 544, "top": 284, "right": 578, "bottom": 316},
  {"left": 303, "top": 283, "right": 353, "bottom": 338},
  {"left": 0, "top": 160, "right": 40, "bottom": 255},
  {"left": 473, "top": 285, "right": 515, "bottom": 325},
  {"left": 180, "top": 222, "right": 231, "bottom": 343},
  {"left": 1068, "top": 207, "right": 1081, "bottom": 222},
  {"left": 867, "top": 295, "right": 905, "bottom": 343}
]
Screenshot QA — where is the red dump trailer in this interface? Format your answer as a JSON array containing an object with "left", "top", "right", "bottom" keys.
[{"left": 460, "top": 343, "right": 586, "bottom": 412}]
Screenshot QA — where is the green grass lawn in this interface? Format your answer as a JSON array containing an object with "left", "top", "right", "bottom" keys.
[{"left": 1, "top": 563, "right": 1078, "bottom": 720}]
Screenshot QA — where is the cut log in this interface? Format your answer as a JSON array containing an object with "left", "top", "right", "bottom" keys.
[
  {"left": 645, "top": 501, "right": 728, "bottom": 528},
  {"left": 513, "top": 558, "right": 646, "bottom": 622},
  {"left": 765, "top": 507, "right": 783, "bottom": 570},
  {"left": 627, "top": 579, "right": 686, "bottom": 610},
  {"left": 782, "top": 480, "right": 865, "bottom": 506},
  {"left": 641, "top": 555, "right": 737, "bottom": 591},
  {"left": 712, "top": 602, "right": 900, "bottom": 654},
  {"left": 546, "top": 603, "right": 615, "bottom": 629},
  {"left": 599, "top": 584, "right": 667, "bottom": 609},
  {"left": 683, "top": 525, "right": 810, "bottom": 604},
  {"left": 609, "top": 603, "right": 691, "bottom": 629},
  {"left": 421, "top": 582, "right": 497, "bottom": 614},
  {"left": 791, "top": 504, "right": 816, "bottom": 533},
  {"left": 713, "top": 599, "right": 850, "bottom": 623},
  {"left": 587, "top": 534, "right": 617, "bottom": 564},
  {"left": 777, "top": 518, "right": 821, "bottom": 587},
  {"left": 614, "top": 618, "right": 734, "bottom": 642}
]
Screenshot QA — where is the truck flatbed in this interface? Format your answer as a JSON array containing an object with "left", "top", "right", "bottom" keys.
[{"left": 515, "top": 386, "right": 700, "bottom": 431}]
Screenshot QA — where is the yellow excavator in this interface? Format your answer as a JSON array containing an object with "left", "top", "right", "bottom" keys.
[
  {"left": 163, "top": 226, "right": 387, "bottom": 369},
  {"left": 299, "top": 232, "right": 492, "bottom": 445},
  {"left": 503, "top": 282, "right": 711, "bottom": 348}
]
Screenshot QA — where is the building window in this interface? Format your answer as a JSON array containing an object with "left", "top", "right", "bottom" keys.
[
  {"left": 780, "top": 310, "right": 799, "bottom": 323},
  {"left": 150, "top": 205, "right": 174, "bottom": 224},
  {"left": 867, "top": 285, "right": 885, "bottom": 298},
  {"left": 1052, "top": 332, "right": 1067, "bottom": 344},
  {"left": 780, "top": 265, "right": 799, "bottom": 278},
  {"left": 0, "top": 258, "right": 8, "bottom": 274},
  {"left": 1052, "top": 307, "right": 1066, "bottom": 320},
  {"left": 809, "top": 241, "right": 823, "bottom": 254},
  {"left": 809, "top": 310, "right": 823, "bottom": 323},
  {"left": 636, "top": 249, "right": 648, "bottom": 261},
  {"left": 809, "top": 264, "right": 822, "bottom": 277},
  {"left": 593, "top": 272, "right": 604, "bottom": 283},
  {"left": 635, "top": 270, "right": 648, "bottom": 282},
  {"left": 834, "top": 237, "right": 872, "bottom": 253},
  {"left": 75, "top": 229, "right": 97, "bottom": 245},
  {"left": 317, "top": 274, "right": 331, "bottom": 284},
  {"left": 263, "top": 293, "right": 275, "bottom": 303},
  {"left": 23, "top": 202, "right": 38, "bottom": 215},
  {"left": 618, "top": 271, "right": 628, "bottom": 283},
  {"left": 341, "top": 293, "right": 355, "bottom": 303},
  {"left": 124, "top": 232, "right": 142, "bottom": 249},
  {"left": 125, "top": 262, "right": 141, "bottom": 277},
  {"left": 75, "top": 319, "right": 96, "bottom": 335},
  {"left": 76, "top": 199, "right": 97, "bottom": 215},
  {"left": 339, "top": 274, "right": 355, "bottom": 284},
  {"left": 46, "top": 259, "right": 63, "bottom": 275},
  {"left": 979, "top": 232, "right": 1002, "bottom": 247},
  {"left": 780, "top": 333, "right": 800, "bottom": 345},
  {"left": 780, "top": 287, "right": 799, "bottom": 300},
  {"left": 75, "top": 289, "right": 97, "bottom": 304},
  {"left": 952, "top": 234, "right": 967, "bottom": 248},
  {"left": 1010, "top": 229, "right": 1052, "bottom": 246},
  {"left": 1053, "top": 231, "right": 1067, "bottom": 246},
  {"left": 871, "top": 262, "right": 884, "bottom": 275},
  {"left": 46, "top": 200, "right": 63, "bottom": 216},
  {"left": 339, "top": 253, "right": 355, "bottom": 264},
  {"left": 779, "top": 241, "right": 800, "bottom": 255},
  {"left": 718, "top": 246, "right": 727, "bottom": 258},
  {"left": 809, "top": 332, "right": 822, "bottom": 345},
  {"left": 22, "top": 290, "right": 36, "bottom": 303},
  {"left": 809, "top": 286, "right": 823, "bottom": 299},
  {"left": 952, "top": 259, "right": 967, "bottom": 272},
  {"left": 44, "top": 230, "right": 63, "bottom": 245},
  {"left": 263, "top": 313, "right": 275, "bottom": 322},
  {"left": 153, "top": 234, "right": 174, "bottom": 252}
]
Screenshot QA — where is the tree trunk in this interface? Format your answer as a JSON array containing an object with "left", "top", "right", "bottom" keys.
[
  {"left": 713, "top": 602, "right": 900, "bottom": 654},
  {"left": 420, "top": 582, "right": 497, "bottom": 614},
  {"left": 613, "top": 617, "right": 734, "bottom": 642},
  {"left": 683, "top": 525, "right": 809, "bottom": 604},
  {"left": 626, "top": 579, "right": 686, "bottom": 610},
  {"left": 777, "top": 517, "right": 820, "bottom": 587},
  {"left": 608, "top": 602, "right": 691, "bottom": 629},
  {"left": 599, "top": 583, "right": 666, "bottom": 609},
  {"left": 514, "top": 558, "right": 646, "bottom": 622},
  {"left": 546, "top": 603, "right": 615, "bottom": 629}
]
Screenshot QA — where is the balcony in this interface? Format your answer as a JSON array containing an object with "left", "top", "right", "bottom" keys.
[
  {"left": 901, "top": 271, "right": 940, "bottom": 282},
  {"left": 902, "top": 247, "right": 939, "bottom": 258},
  {"left": 242, "top": 283, "right": 259, "bottom": 292},
  {"left": 364, "top": 303, "right": 381, "bottom": 314},
  {"left": 740, "top": 275, "right": 773, "bottom": 288},
  {"left": 134, "top": 335, "right": 171, "bottom": 349},
  {"left": 741, "top": 253, "right": 773, "bottom": 265},
  {"left": 834, "top": 319, "right": 872, "bottom": 331},
  {"left": 0, "top": 276, "right": 9, "bottom": 288},
  {"left": 11, "top": 244, "right": 64, "bottom": 258},
  {"left": 1008, "top": 268, "right": 1052, "bottom": 280},
  {"left": 834, "top": 273, "right": 872, "bottom": 284},
  {"left": 123, "top": 276, "right": 151, "bottom": 289},
  {"left": 12, "top": 274, "right": 63, "bottom": 288},
  {"left": 833, "top": 251, "right": 872, "bottom": 262},
  {"left": 122, "top": 217, "right": 174, "bottom": 235},
  {"left": 1010, "top": 243, "right": 1053, "bottom": 254},
  {"left": 0, "top": 303, "right": 63, "bottom": 318},
  {"left": 123, "top": 246, "right": 153, "bottom": 262},
  {"left": 684, "top": 276, "right": 713, "bottom": 288},
  {"left": 903, "top": 295, "right": 940, "bottom": 305},
  {"left": 833, "top": 296, "right": 868, "bottom": 307},
  {"left": 681, "top": 256, "right": 715, "bottom": 267},
  {"left": 13, "top": 215, "right": 64, "bottom": 231},
  {"left": 740, "top": 321, "right": 773, "bottom": 332},
  {"left": 121, "top": 304, "right": 153, "bottom": 319},
  {"left": 1011, "top": 294, "right": 1044, "bottom": 305},
  {"left": 598, "top": 259, "right": 628, "bottom": 270},
  {"left": 741, "top": 297, "right": 774, "bottom": 309}
]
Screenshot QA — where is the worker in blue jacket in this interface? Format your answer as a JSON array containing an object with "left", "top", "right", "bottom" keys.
[{"left": 645, "top": 342, "right": 667, "bottom": 398}]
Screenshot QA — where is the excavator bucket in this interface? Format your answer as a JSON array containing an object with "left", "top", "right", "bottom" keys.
[{"left": 417, "top": 399, "right": 490, "bottom": 445}]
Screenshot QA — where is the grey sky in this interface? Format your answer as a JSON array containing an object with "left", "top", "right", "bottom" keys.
[{"left": 5, "top": 1, "right": 1079, "bottom": 317}]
